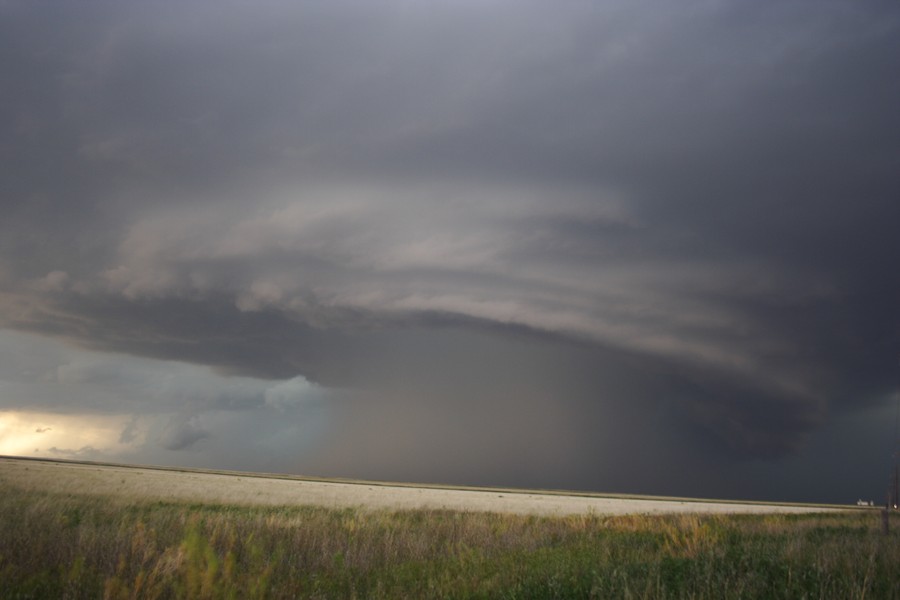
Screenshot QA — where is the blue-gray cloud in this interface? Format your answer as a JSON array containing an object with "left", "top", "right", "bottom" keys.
[{"left": 1, "top": 0, "right": 898, "bottom": 501}]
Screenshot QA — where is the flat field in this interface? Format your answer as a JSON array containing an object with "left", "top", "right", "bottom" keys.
[
  {"left": 0, "top": 456, "right": 848, "bottom": 516},
  {"left": 2, "top": 456, "right": 897, "bottom": 599}
]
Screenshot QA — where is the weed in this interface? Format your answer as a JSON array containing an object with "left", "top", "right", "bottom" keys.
[{"left": 0, "top": 486, "right": 898, "bottom": 598}]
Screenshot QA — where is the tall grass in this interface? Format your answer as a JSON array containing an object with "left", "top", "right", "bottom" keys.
[{"left": 0, "top": 486, "right": 897, "bottom": 599}]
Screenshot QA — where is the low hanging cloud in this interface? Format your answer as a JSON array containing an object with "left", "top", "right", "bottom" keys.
[
  {"left": 1, "top": 0, "right": 899, "bottom": 499},
  {"left": 159, "top": 414, "right": 210, "bottom": 451},
  {"left": 265, "top": 377, "right": 324, "bottom": 412},
  {"left": 0, "top": 331, "right": 334, "bottom": 482}
]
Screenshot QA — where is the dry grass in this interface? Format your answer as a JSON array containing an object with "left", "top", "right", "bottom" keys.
[
  {"left": 1, "top": 483, "right": 898, "bottom": 599},
  {"left": 0, "top": 456, "right": 848, "bottom": 516}
]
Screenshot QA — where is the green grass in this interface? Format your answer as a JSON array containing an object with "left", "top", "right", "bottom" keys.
[{"left": 0, "top": 486, "right": 897, "bottom": 599}]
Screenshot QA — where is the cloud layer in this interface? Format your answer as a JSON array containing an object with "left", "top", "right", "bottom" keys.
[{"left": 1, "top": 0, "right": 899, "bottom": 501}]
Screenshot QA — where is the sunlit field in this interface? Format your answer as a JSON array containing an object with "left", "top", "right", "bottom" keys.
[
  {"left": 0, "top": 457, "right": 847, "bottom": 517},
  {"left": 1, "top": 458, "right": 898, "bottom": 598}
]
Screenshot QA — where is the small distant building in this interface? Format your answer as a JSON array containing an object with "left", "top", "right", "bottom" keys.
[{"left": 857, "top": 499, "right": 874, "bottom": 506}]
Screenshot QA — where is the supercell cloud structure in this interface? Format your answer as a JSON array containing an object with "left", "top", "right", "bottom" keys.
[{"left": 1, "top": 0, "right": 899, "bottom": 502}]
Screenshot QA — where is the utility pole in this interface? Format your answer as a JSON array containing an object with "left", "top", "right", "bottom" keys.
[
  {"left": 893, "top": 389, "right": 900, "bottom": 510},
  {"left": 893, "top": 463, "right": 899, "bottom": 510},
  {"left": 886, "top": 387, "right": 900, "bottom": 534},
  {"left": 886, "top": 463, "right": 898, "bottom": 535}
]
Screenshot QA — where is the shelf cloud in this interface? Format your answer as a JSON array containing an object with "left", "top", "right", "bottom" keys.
[{"left": 1, "top": 0, "right": 898, "bottom": 502}]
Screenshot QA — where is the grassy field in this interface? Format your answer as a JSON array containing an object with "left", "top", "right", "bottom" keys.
[
  {"left": 0, "top": 457, "right": 849, "bottom": 516},
  {"left": 1, "top": 483, "right": 898, "bottom": 599}
]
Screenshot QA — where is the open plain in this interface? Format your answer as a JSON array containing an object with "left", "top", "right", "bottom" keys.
[
  {"left": 2, "top": 455, "right": 896, "bottom": 599},
  {"left": 1, "top": 455, "right": 847, "bottom": 516}
]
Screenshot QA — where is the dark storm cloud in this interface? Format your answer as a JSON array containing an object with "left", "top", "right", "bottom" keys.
[
  {"left": 1, "top": 0, "right": 899, "bottom": 496},
  {"left": 160, "top": 414, "right": 209, "bottom": 451}
]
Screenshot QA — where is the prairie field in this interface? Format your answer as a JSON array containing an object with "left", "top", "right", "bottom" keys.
[
  {"left": 0, "top": 457, "right": 846, "bottom": 516},
  {"left": 1, "top": 457, "right": 898, "bottom": 599}
]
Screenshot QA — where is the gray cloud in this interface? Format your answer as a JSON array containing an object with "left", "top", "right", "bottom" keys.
[
  {"left": 47, "top": 446, "right": 99, "bottom": 459},
  {"left": 159, "top": 414, "right": 209, "bottom": 451},
  {"left": 1, "top": 0, "right": 898, "bottom": 501},
  {"left": 118, "top": 417, "right": 139, "bottom": 445}
]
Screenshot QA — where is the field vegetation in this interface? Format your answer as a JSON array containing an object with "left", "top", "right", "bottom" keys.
[{"left": 1, "top": 485, "right": 898, "bottom": 599}]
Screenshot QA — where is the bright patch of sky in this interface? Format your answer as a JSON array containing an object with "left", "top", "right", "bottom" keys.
[{"left": 0, "top": 330, "right": 329, "bottom": 468}]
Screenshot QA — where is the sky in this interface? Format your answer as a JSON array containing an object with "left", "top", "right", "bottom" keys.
[{"left": 1, "top": 0, "right": 899, "bottom": 504}]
